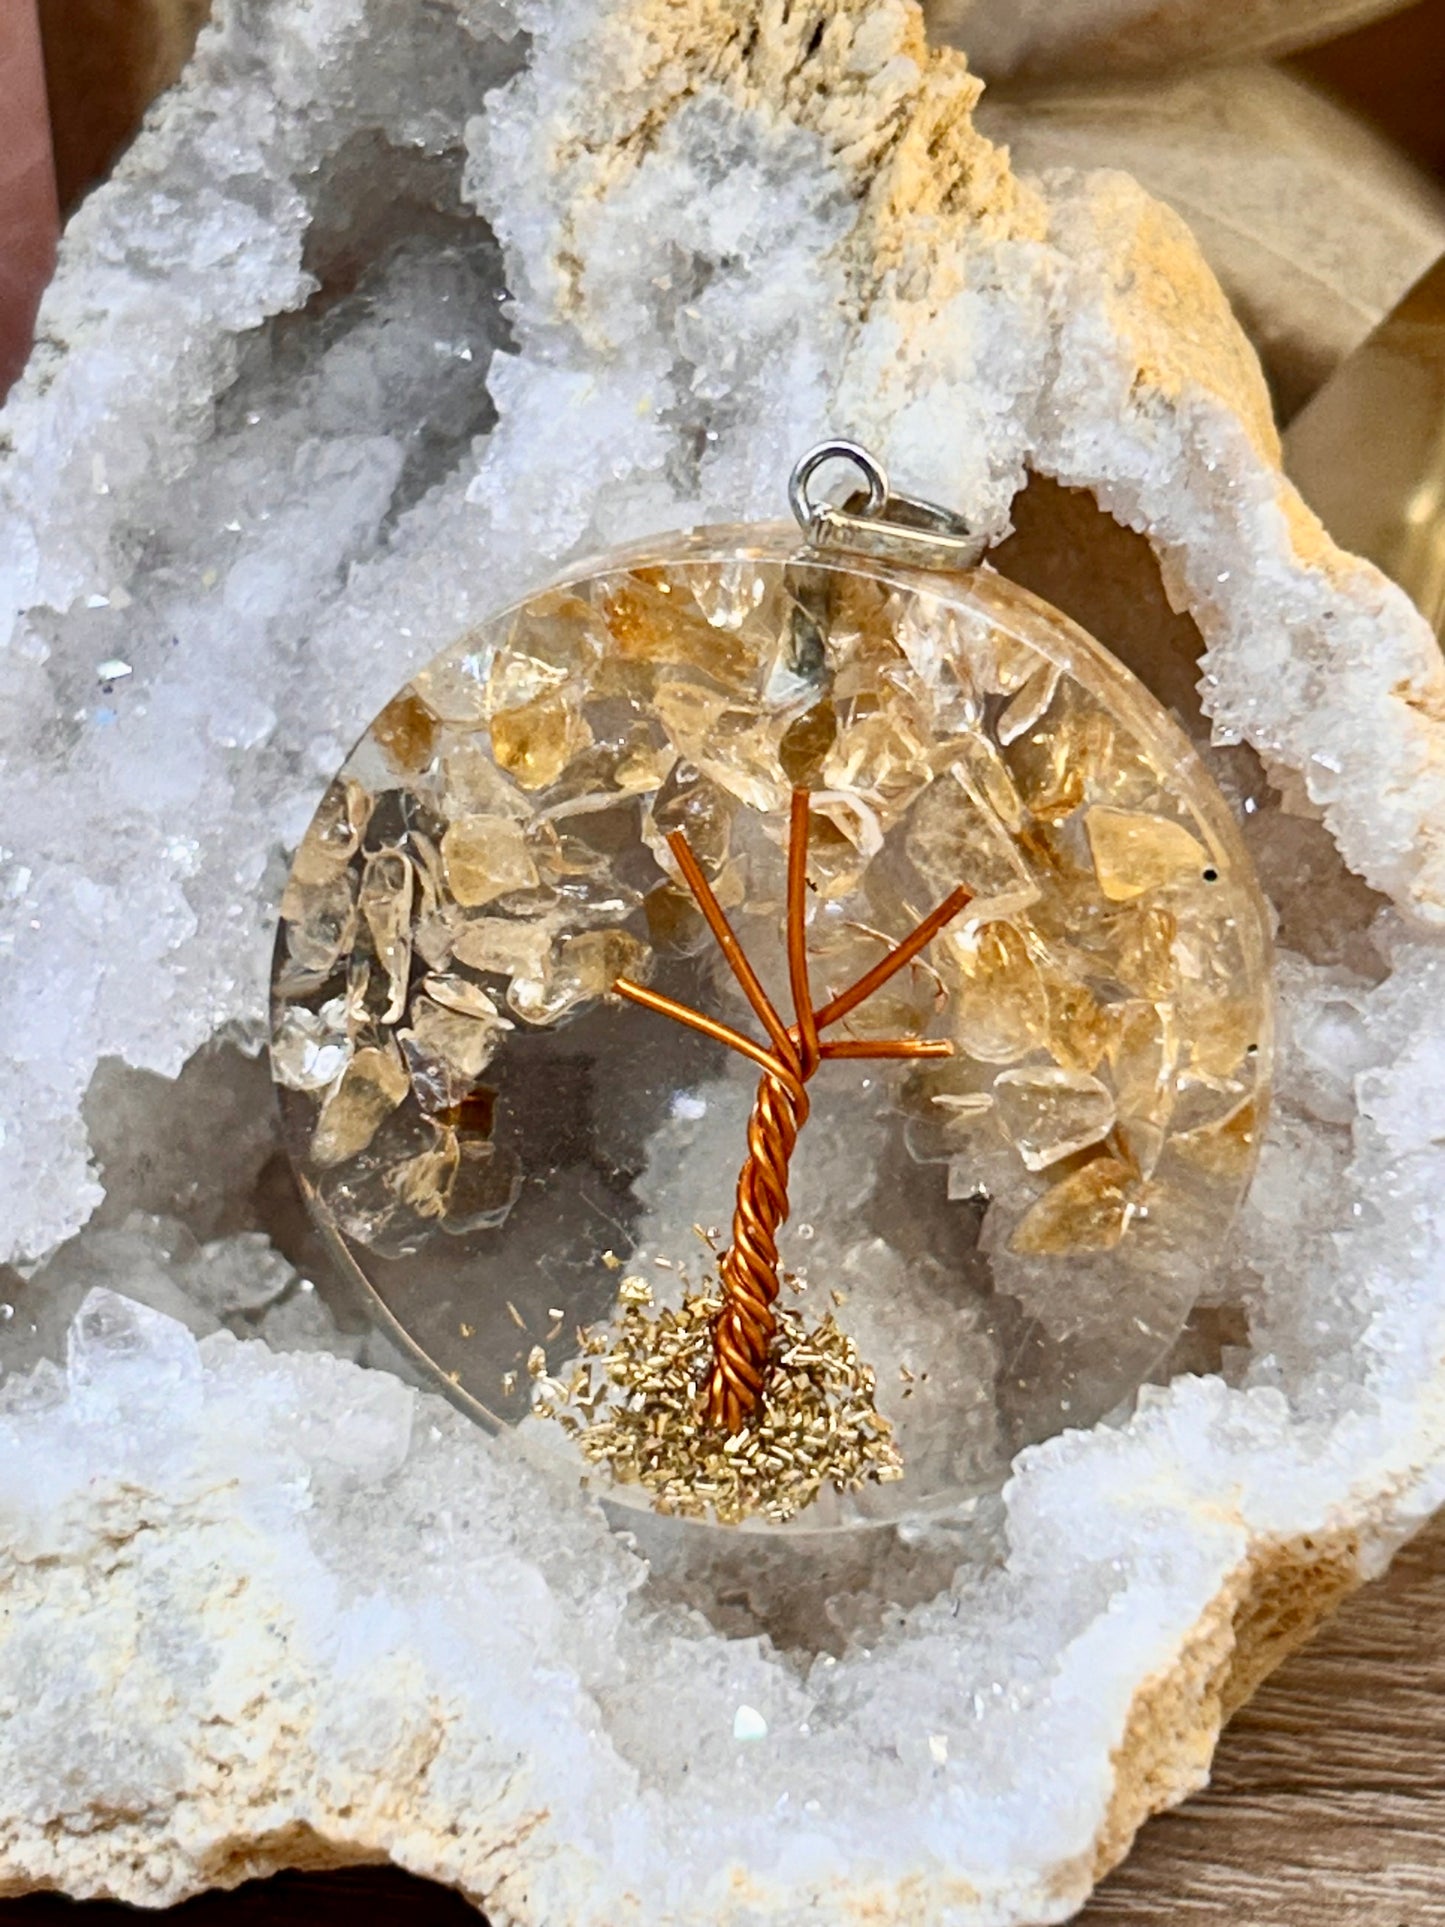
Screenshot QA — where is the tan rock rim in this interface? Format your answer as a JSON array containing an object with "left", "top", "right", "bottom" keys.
[{"left": 1077, "top": 1526, "right": 1364, "bottom": 1895}]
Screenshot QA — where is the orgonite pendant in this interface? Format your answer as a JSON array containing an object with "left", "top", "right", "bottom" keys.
[{"left": 270, "top": 445, "right": 1272, "bottom": 1530}]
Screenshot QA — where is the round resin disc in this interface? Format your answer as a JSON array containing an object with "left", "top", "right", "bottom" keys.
[{"left": 270, "top": 528, "right": 1273, "bottom": 1531}]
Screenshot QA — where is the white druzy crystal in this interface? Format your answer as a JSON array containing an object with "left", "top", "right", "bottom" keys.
[{"left": 2, "top": 0, "right": 1445, "bottom": 1919}]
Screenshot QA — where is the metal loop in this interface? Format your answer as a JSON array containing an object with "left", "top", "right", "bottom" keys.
[
  {"left": 788, "top": 439, "right": 888, "bottom": 531},
  {"left": 790, "top": 436, "right": 988, "bottom": 572}
]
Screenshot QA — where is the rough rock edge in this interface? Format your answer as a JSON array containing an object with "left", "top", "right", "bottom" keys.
[
  {"left": 0, "top": 1322, "right": 1422, "bottom": 1927},
  {"left": 2, "top": 0, "right": 1444, "bottom": 1917},
  {"left": 1083, "top": 1527, "right": 1363, "bottom": 1895}
]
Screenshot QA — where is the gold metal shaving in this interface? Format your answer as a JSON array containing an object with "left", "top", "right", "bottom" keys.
[{"left": 534, "top": 1286, "right": 903, "bottom": 1525}]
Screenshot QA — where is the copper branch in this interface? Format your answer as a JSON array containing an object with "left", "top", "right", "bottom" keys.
[{"left": 613, "top": 789, "right": 971, "bottom": 1432}]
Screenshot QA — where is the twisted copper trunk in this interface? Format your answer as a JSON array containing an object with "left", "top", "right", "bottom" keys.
[
  {"left": 707, "top": 1026, "right": 815, "bottom": 1430},
  {"left": 615, "top": 789, "right": 970, "bottom": 1432}
]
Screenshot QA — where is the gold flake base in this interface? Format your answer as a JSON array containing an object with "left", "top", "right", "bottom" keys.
[{"left": 534, "top": 1285, "right": 902, "bottom": 1527}]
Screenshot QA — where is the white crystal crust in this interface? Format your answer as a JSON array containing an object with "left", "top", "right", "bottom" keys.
[{"left": 3, "top": 0, "right": 1445, "bottom": 1919}]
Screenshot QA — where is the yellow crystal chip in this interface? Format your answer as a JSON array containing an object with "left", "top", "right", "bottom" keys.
[
  {"left": 490, "top": 692, "right": 592, "bottom": 790},
  {"left": 992, "top": 1067, "right": 1116, "bottom": 1172},
  {"left": 1171, "top": 1095, "right": 1259, "bottom": 1180},
  {"left": 310, "top": 1042, "right": 409, "bottom": 1167},
  {"left": 1009, "top": 1156, "right": 1136, "bottom": 1255},
  {"left": 440, "top": 815, "right": 539, "bottom": 907},
  {"left": 371, "top": 689, "right": 440, "bottom": 777},
  {"left": 358, "top": 849, "right": 414, "bottom": 1024},
  {"left": 1085, "top": 805, "right": 1209, "bottom": 901},
  {"left": 946, "top": 921, "right": 1050, "bottom": 1064}
]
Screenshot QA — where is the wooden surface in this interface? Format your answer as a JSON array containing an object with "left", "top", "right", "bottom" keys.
[
  {"left": 1078, "top": 1511, "right": 1445, "bottom": 1923},
  {"left": 1, "top": 1509, "right": 1442, "bottom": 1924}
]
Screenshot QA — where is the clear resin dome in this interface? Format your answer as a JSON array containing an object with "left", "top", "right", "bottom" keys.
[{"left": 270, "top": 527, "right": 1273, "bottom": 1531}]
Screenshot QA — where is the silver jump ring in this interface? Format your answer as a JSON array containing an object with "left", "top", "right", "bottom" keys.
[{"left": 788, "top": 440, "right": 888, "bottom": 531}]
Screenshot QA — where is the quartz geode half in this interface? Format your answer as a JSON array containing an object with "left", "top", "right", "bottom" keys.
[{"left": 1, "top": 0, "right": 1444, "bottom": 1921}]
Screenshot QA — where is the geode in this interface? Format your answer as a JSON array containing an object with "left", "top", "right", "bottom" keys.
[{"left": 2, "top": 1, "right": 1445, "bottom": 1922}]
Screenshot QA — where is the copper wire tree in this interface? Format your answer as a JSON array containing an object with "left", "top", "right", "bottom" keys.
[{"left": 614, "top": 789, "right": 971, "bottom": 1432}]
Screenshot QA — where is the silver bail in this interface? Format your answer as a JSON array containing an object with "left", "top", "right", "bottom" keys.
[{"left": 788, "top": 440, "right": 988, "bottom": 573}]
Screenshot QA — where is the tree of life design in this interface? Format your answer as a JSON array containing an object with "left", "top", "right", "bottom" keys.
[{"left": 613, "top": 788, "right": 973, "bottom": 1432}]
